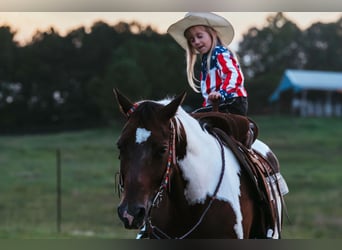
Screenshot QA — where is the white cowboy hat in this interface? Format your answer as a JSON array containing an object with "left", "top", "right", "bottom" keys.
[{"left": 167, "top": 12, "right": 235, "bottom": 50}]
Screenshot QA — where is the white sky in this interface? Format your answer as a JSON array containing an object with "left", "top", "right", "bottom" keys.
[{"left": 0, "top": 12, "right": 341, "bottom": 49}]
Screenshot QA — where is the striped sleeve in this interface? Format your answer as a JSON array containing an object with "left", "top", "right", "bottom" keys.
[{"left": 216, "top": 50, "right": 245, "bottom": 97}]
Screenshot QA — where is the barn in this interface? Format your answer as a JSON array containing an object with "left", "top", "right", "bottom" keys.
[{"left": 269, "top": 69, "right": 342, "bottom": 117}]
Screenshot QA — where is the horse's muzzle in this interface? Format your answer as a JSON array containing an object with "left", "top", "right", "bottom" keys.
[{"left": 117, "top": 204, "right": 146, "bottom": 229}]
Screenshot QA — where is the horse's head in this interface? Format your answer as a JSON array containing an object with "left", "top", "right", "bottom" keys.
[{"left": 114, "top": 88, "right": 186, "bottom": 229}]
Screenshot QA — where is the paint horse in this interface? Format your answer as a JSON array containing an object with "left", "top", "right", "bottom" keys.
[{"left": 115, "top": 89, "right": 287, "bottom": 239}]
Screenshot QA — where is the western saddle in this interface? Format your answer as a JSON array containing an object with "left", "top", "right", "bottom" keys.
[{"left": 191, "top": 107, "right": 282, "bottom": 238}]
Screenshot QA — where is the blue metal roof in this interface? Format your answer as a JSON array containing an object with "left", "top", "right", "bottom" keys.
[{"left": 269, "top": 69, "right": 342, "bottom": 102}]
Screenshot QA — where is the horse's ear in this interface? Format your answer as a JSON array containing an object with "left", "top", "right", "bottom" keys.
[
  {"left": 159, "top": 91, "right": 187, "bottom": 121},
  {"left": 113, "top": 88, "right": 134, "bottom": 118}
]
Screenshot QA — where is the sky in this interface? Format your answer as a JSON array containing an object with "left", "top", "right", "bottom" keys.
[{"left": 0, "top": 12, "right": 341, "bottom": 50}]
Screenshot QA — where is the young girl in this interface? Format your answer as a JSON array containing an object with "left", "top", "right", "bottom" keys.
[
  {"left": 167, "top": 13, "right": 289, "bottom": 239},
  {"left": 167, "top": 12, "right": 248, "bottom": 116}
]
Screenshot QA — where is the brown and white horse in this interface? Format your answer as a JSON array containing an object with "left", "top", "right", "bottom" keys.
[{"left": 114, "top": 89, "right": 285, "bottom": 239}]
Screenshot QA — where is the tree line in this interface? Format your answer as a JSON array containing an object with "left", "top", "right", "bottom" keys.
[{"left": 0, "top": 13, "right": 341, "bottom": 133}]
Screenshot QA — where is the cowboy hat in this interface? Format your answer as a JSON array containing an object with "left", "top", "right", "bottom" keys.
[{"left": 167, "top": 12, "right": 235, "bottom": 50}]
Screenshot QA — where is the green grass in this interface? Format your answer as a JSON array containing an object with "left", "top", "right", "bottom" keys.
[
  {"left": 0, "top": 116, "right": 341, "bottom": 239},
  {"left": 253, "top": 115, "right": 342, "bottom": 239},
  {"left": 0, "top": 125, "right": 137, "bottom": 239}
]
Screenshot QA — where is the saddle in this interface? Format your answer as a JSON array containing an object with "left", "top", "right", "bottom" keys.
[
  {"left": 191, "top": 111, "right": 258, "bottom": 148},
  {"left": 191, "top": 111, "right": 280, "bottom": 238}
]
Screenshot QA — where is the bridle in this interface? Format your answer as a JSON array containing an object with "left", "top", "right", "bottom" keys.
[
  {"left": 115, "top": 103, "right": 175, "bottom": 200},
  {"left": 116, "top": 102, "right": 226, "bottom": 239},
  {"left": 146, "top": 122, "right": 226, "bottom": 239},
  {"left": 150, "top": 119, "right": 176, "bottom": 208}
]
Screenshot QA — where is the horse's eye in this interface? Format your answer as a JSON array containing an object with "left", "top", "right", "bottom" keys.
[{"left": 156, "top": 145, "right": 168, "bottom": 157}]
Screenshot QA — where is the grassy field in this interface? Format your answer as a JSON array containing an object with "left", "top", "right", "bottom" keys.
[{"left": 0, "top": 116, "right": 341, "bottom": 239}]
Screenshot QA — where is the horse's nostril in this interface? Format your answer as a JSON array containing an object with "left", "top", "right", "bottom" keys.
[
  {"left": 130, "top": 206, "right": 145, "bottom": 219},
  {"left": 118, "top": 204, "right": 146, "bottom": 221},
  {"left": 118, "top": 204, "right": 145, "bottom": 229}
]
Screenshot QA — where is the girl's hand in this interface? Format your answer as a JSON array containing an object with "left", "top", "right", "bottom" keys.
[{"left": 208, "top": 92, "right": 221, "bottom": 103}]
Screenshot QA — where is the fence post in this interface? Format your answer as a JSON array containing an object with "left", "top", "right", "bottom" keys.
[{"left": 56, "top": 148, "right": 61, "bottom": 233}]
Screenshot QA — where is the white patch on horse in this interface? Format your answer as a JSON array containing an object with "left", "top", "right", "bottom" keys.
[
  {"left": 135, "top": 127, "right": 151, "bottom": 144},
  {"left": 174, "top": 106, "right": 244, "bottom": 239}
]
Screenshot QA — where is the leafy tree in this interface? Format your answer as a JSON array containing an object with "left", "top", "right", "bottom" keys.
[
  {"left": 0, "top": 26, "right": 17, "bottom": 80},
  {"left": 0, "top": 26, "right": 23, "bottom": 131},
  {"left": 301, "top": 17, "right": 342, "bottom": 71},
  {"left": 238, "top": 13, "right": 342, "bottom": 114},
  {"left": 238, "top": 13, "right": 305, "bottom": 113}
]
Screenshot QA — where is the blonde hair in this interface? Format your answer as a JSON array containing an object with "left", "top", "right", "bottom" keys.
[{"left": 184, "top": 26, "right": 220, "bottom": 93}]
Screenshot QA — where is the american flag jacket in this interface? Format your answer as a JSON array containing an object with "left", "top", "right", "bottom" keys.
[{"left": 200, "top": 45, "right": 247, "bottom": 107}]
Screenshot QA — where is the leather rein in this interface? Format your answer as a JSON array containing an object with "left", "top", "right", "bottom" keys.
[{"left": 146, "top": 120, "right": 226, "bottom": 239}]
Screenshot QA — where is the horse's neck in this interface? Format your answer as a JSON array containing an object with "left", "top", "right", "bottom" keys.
[
  {"left": 175, "top": 113, "right": 226, "bottom": 204},
  {"left": 169, "top": 164, "right": 188, "bottom": 203}
]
